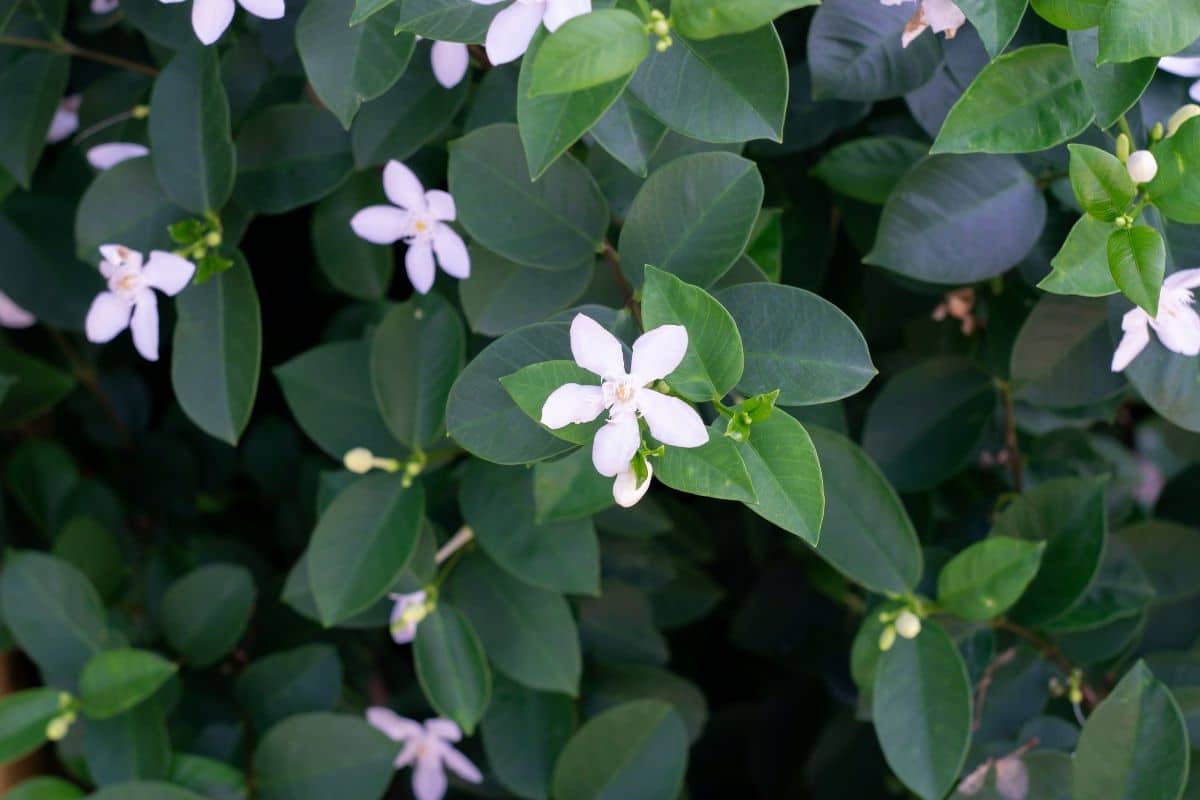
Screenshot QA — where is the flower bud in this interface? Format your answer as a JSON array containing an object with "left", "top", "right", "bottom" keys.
[
  {"left": 344, "top": 447, "right": 375, "bottom": 474},
  {"left": 1126, "top": 150, "right": 1158, "bottom": 184},
  {"left": 895, "top": 610, "right": 922, "bottom": 639},
  {"left": 204, "top": 231, "right": 222, "bottom": 247},
  {"left": 878, "top": 624, "right": 897, "bottom": 652},
  {"left": 652, "top": 18, "right": 670, "bottom": 37},
  {"left": 1116, "top": 133, "right": 1131, "bottom": 163},
  {"left": 656, "top": 37, "right": 672, "bottom": 53},
  {"left": 131, "top": 104, "right": 150, "bottom": 120},
  {"left": 46, "top": 711, "right": 76, "bottom": 741},
  {"left": 1168, "top": 104, "right": 1200, "bottom": 137}
]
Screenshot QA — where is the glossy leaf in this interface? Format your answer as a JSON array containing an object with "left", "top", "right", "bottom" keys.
[
  {"left": 1108, "top": 225, "right": 1166, "bottom": 315},
  {"left": 253, "top": 713, "right": 395, "bottom": 800},
  {"left": 735, "top": 409, "right": 824, "bottom": 545},
  {"left": 79, "top": 649, "right": 177, "bottom": 719},
  {"left": 655, "top": 427, "right": 758, "bottom": 503},
  {"left": 529, "top": 10, "right": 648, "bottom": 96},
  {"left": 0, "top": 688, "right": 62, "bottom": 764},
  {"left": 1098, "top": 1, "right": 1200, "bottom": 64},
  {"left": 1010, "top": 294, "right": 1126, "bottom": 408},
  {"left": 414, "top": 604, "right": 491, "bottom": 733},
  {"left": 233, "top": 104, "right": 353, "bottom": 214},
  {"left": 1069, "top": 144, "right": 1136, "bottom": 222},
  {"left": 937, "top": 538, "right": 1045, "bottom": 621},
  {"left": 160, "top": 563, "right": 256, "bottom": 667},
  {"left": 673, "top": 0, "right": 818, "bottom": 40}
]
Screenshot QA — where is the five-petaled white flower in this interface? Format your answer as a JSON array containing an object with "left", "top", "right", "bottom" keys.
[
  {"left": 85, "top": 245, "right": 196, "bottom": 361},
  {"left": 86, "top": 142, "right": 150, "bottom": 171},
  {"left": 366, "top": 709, "right": 483, "bottom": 800},
  {"left": 1159, "top": 56, "right": 1200, "bottom": 104},
  {"left": 350, "top": 161, "right": 469, "bottom": 294},
  {"left": 0, "top": 292, "right": 36, "bottom": 329},
  {"left": 47, "top": 95, "right": 80, "bottom": 144},
  {"left": 469, "top": 0, "right": 592, "bottom": 65},
  {"left": 541, "top": 314, "right": 708, "bottom": 503},
  {"left": 160, "top": 0, "right": 283, "bottom": 47},
  {"left": 881, "top": 0, "right": 965, "bottom": 47},
  {"left": 389, "top": 590, "right": 429, "bottom": 645},
  {"left": 1112, "top": 268, "right": 1200, "bottom": 372}
]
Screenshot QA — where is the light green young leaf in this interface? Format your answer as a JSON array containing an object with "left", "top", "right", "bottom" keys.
[
  {"left": 1039, "top": 215, "right": 1122, "bottom": 297},
  {"left": 79, "top": 649, "right": 177, "bottom": 719},
  {"left": 1098, "top": 0, "right": 1200, "bottom": 64},
  {"left": 655, "top": 427, "right": 757, "bottom": 502},
  {"left": 1069, "top": 144, "right": 1136, "bottom": 222},
  {"left": 672, "top": 0, "right": 818, "bottom": 40},
  {"left": 1108, "top": 225, "right": 1166, "bottom": 315},
  {"left": 529, "top": 10, "right": 648, "bottom": 96},
  {"left": 937, "top": 538, "right": 1045, "bottom": 621}
]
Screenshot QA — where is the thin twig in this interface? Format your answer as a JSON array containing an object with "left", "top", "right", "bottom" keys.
[
  {"left": 47, "top": 328, "right": 133, "bottom": 448},
  {"left": 601, "top": 241, "right": 642, "bottom": 328},
  {"left": 435, "top": 526, "right": 474, "bottom": 565},
  {"left": 0, "top": 36, "right": 158, "bottom": 76},
  {"left": 973, "top": 647, "right": 1017, "bottom": 730},
  {"left": 996, "top": 380, "right": 1024, "bottom": 492}
]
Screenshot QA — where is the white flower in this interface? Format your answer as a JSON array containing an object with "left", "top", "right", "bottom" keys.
[
  {"left": 894, "top": 610, "right": 922, "bottom": 639},
  {"left": 388, "top": 590, "right": 429, "bottom": 645},
  {"left": 1126, "top": 150, "right": 1158, "bottom": 184},
  {"left": 86, "top": 142, "right": 150, "bottom": 171},
  {"left": 0, "top": 291, "right": 36, "bottom": 329},
  {"left": 541, "top": 314, "right": 708, "bottom": 485},
  {"left": 612, "top": 461, "right": 653, "bottom": 508},
  {"left": 47, "top": 95, "right": 80, "bottom": 144},
  {"left": 1112, "top": 268, "right": 1200, "bottom": 372},
  {"left": 431, "top": 41, "right": 470, "bottom": 88},
  {"left": 85, "top": 245, "right": 196, "bottom": 361},
  {"left": 159, "top": 0, "right": 284, "bottom": 47},
  {"left": 350, "top": 161, "right": 469, "bottom": 294},
  {"left": 881, "top": 0, "right": 965, "bottom": 48},
  {"left": 469, "top": 0, "right": 592, "bottom": 65},
  {"left": 92, "top": 0, "right": 119, "bottom": 13},
  {"left": 1159, "top": 56, "right": 1200, "bottom": 103},
  {"left": 366, "top": 709, "right": 483, "bottom": 800}
]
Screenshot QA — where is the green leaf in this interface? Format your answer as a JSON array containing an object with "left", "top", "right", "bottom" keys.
[
  {"left": 865, "top": 154, "right": 1046, "bottom": 284},
  {"left": 54, "top": 517, "right": 127, "bottom": 602},
  {"left": 89, "top": 784, "right": 206, "bottom": 800},
  {"left": 253, "top": 713, "right": 396, "bottom": 800},
  {"left": 1030, "top": 0, "right": 1105, "bottom": 29},
  {"left": 0, "top": 551, "right": 107, "bottom": 689},
  {"left": 85, "top": 700, "right": 171, "bottom": 785},
  {"left": 862, "top": 359, "right": 997, "bottom": 493},
  {"left": 414, "top": 604, "right": 491, "bottom": 733},
  {"left": 717, "top": 282, "right": 876, "bottom": 405},
  {"left": 551, "top": 700, "right": 689, "bottom": 800},
  {"left": 932, "top": 45, "right": 1093, "bottom": 154},
  {"left": 0, "top": 687, "right": 63, "bottom": 764},
  {"left": 312, "top": 172, "right": 393, "bottom": 300},
  {"left": 148, "top": 46, "right": 236, "bottom": 213},
  {"left": 0, "top": 347, "right": 74, "bottom": 428},
  {"left": 1147, "top": 116, "right": 1200, "bottom": 224},
  {"left": 460, "top": 459, "right": 600, "bottom": 595},
  {"left": 956, "top": 0, "right": 1028, "bottom": 58},
  {"left": 1073, "top": 661, "right": 1189, "bottom": 800},
  {"left": 390, "top": 0, "right": 500, "bottom": 40},
  {"left": 873, "top": 621, "right": 973, "bottom": 800},
  {"left": 5, "top": 440, "right": 77, "bottom": 535},
  {"left": 169, "top": 754, "right": 248, "bottom": 800},
  {"left": 1098, "top": 0, "right": 1200, "bottom": 64},
  {"left": 811, "top": 136, "right": 928, "bottom": 205},
  {"left": 501, "top": 360, "right": 604, "bottom": 446},
  {"left": 990, "top": 476, "right": 1107, "bottom": 625},
  {"left": 673, "top": 0, "right": 817, "bottom": 39},
  {"left": 628, "top": 25, "right": 786, "bottom": 143},
  {"left": 307, "top": 474, "right": 423, "bottom": 626},
  {"left": 297, "top": 0, "right": 414, "bottom": 128},
  {"left": 1108, "top": 225, "right": 1166, "bottom": 314},
  {"left": 234, "top": 104, "right": 353, "bottom": 214},
  {"left": 448, "top": 123, "right": 608, "bottom": 269},
  {"left": 277, "top": 340, "right": 404, "bottom": 462},
  {"left": 808, "top": 0, "right": 942, "bottom": 102},
  {"left": 234, "top": 644, "right": 342, "bottom": 734},
  {"left": 530, "top": 10, "right": 648, "bottom": 96},
  {"left": 160, "top": 563, "right": 256, "bottom": 667},
  {"left": 459, "top": 245, "right": 590, "bottom": 336},
  {"left": 447, "top": 552, "right": 582, "bottom": 696},
  {"left": 533, "top": 447, "right": 615, "bottom": 523},
  {"left": 1069, "top": 144, "right": 1137, "bottom": 222},
  {"left": 481, "top": 676, "right": 573, "bottom": 800},
  {"left": 620, "top": 152, "right": 764, "bottom": 288},
  {"left": 171, "top": 252, "right": 261, "bottom": 445},
  {"left": 589, "top": 94, "right": 667, "bottom": 178},
  {"left": 76, "top": 157, "right": 184, "bottom": 260},
  {"left": 579, "top": 583, "right": 667, "bottom": 665},
  {"left": 79, "top": 649, "right": 177, "bottom": 719},
  {"left": 937, "top": 538, "right": 1045, "bottom": 621},
  {"left": 735, "top": 409, "right": 824, "bottom": 545},
  {"left": 6, "top": 777, "right": 85, "bottom": 800},
  {"left": 1011, "top": 294, "right": 1126, "bottom": 408},
  {"left": 640, "top": 266, "right": 744, "bottom": 401},
  {"left": 655, "top": 427, "right": 757, "bottom": 502},
  {"left": 1069, "top": 28, "right": 1158, "bottom": 129},
  {"left": 0, "top": 51, "right": 68, "bottom": 187},
  {"left": 1039, "top": 215, "right": 1122, "bottom": 297},
  {"left": 371, "top": 295, "right": 464, "bottom": 450},
  {"left": 1117, "top": 520, "right": 1200, "bottom": 604},
  {"left": 584, "top": 662, "right": 707, "bottom": 744}
]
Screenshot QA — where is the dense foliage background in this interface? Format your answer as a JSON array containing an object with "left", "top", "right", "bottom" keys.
[{"left": 3, "top": 0, "right": 1200, "bottom": 798}]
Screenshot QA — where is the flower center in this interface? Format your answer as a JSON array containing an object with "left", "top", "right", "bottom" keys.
[
  {"left": 615, "top": 383, "right": 635, "bottom": 402},
  {"left": 108, "top": 266, "right": 144, "bottom": 303},
  {"left": 405, "top": 213, "right": 435, "bottom": 243}
]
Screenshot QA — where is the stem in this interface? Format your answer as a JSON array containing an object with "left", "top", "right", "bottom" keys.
[
  {"left": 601, "top": 241, "right": 642, "bottom": 328},
  {"left": 1118, "top": 115, "right": 1134, "bottom": 143},
  {"left": 0, "top": 36, "right": 158, "bottom": 77},
  {"left": 435, "top": 526, "right": 474, "bottom": 565},
  {"left": 47, "top": 328, "right": 133, "bottom": 448},
  {"left": 72, "top": 109, "right": 137, "bottom": 145},
  {"left": 996, "top": 380, "right": 1024, "bottom": 493},
  {"left": 993, "top": 619, "right": 1100, "bottom": 708}
]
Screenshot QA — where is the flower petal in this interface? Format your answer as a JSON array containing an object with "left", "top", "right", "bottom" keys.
[
  {"left": 1159, "top": 56, "right": 1200, "bottom": 78},
  {"left": 485, "top": 0, "right": 544, "bottom": 65},
  {"left": 99, "top": 244, "right": 142, "bottom": 271},
  {"left": 130, "top": 289, "right": 160, "bottom": 361},
  {"left": 86, "top": 142, "right": 149, "bottom": 171},
  {"left": 1111, "top": 310, "right": 1151, "bottom": 372},
  {"left": 630, "top": 324, "right": 688, "bottom": 383},
  {"left": 1164, "top": 267, "right": 1200, "bottom": 290},
  {"left": 85, "top": 292, "right": 131, "bottom": 344},
  {"left": 439, "top": 743, "right": 483, "bottom": 783},
  {"left": 366, "top": 707, "right": 422, "bottom": 741},
  {"left": 543, "top": 0, "right": 590, "bottom": 32},
  {"left": 1153, "top": 305, "right": 1200, "bottom": 356},
  {"left": 406, "top": 239, "right": 437, "bottom": 294},
  {"left": 432, "top": 224, "right": 470, "bottom": 279},
  {"left": 541, "top": 383, "right": 605, "bottom": 428},
  {"left": 425, "top": 190, "right": 456, "bottom": 222},
  {"left": 384, "top": 160, "right": 427, "bottom": 212},
  {"left": 1190, "top": 79, "right": 1200, "bottom": 104},
  {"left": 424, "top": 718, "right": 462, "bottom": 742},
  {"left": 47, "top": 97, "right": 80, "bottom": 144},
  {"left": 143, "top": 251, "right": 196, "bottom": 296},
  {"left": 412, "top": 753, "right": 448, "bottom": 800},
  {"left": 351, "top": 205, "right": 410, "bottom": 245},
  {"left": 0, "top": 291, "right": 36, "bottom": 329},
  {"left": 430, "top": 40, "right": 470, "bottom": 88},
  {"left": 613, "top": 461, "right": 652, "bottom": 508},
  {"left": 637, "top": 389, "right": 708, "bottom": 448},
  {"left": 922, "top": 0, "right": 964, "bottom": 34},
  {"left": 592, "top": 413, "right": 640, "bottom": 477},
  {"left": 236, "top": 0, "right": 284, "bottom": 19},
  {"left": 469, "top": 0, "right": 506, "bottom": 4},
  {"left": 570, "top": 313, "right": 625, "bottom": 378},
  {"left": 191, "top": 0, "right": 235, "bottom": 45}
]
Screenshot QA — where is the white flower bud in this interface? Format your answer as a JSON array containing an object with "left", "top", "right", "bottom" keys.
[
  {"left": 1168, "top": 104, "right": 1200, "bottom": 137},
  {"left": 344, "top": 447, "right": 375, "bottom": 474},
  {"left": 1126, "top": 150, "right": 1158, "bottom": 184},
  {"left": 895, "top": 610, "right": 922, "bottom": 639}
]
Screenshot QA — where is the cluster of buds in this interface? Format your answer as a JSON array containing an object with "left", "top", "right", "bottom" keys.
[
  {"left": 647, "top": 9, "right": 672, "bottom": 52},
  {"left": 45, "top": 692, "right": 78, "bottom": 741},
  {"left": 878, "top": 608, "right": 923, "bottom": 651},
  {"left": 343, "top": 447, "right": 427, "bottom": 488},
  {"left": 931, "top": 288, "right": 978, "bottom": 335}
]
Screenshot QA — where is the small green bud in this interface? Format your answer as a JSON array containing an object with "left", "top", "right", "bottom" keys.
[
  {"left": 656, "top": 37, "right": 672, "bottom": 53},
  {"left": 204, "top": 231, "right": 222, "bottom": 248},
  {"left": 652, "top": 18, "right": 669, "bottom": 37},
  {"left": 879, "top": 625, "right": 897, "bottom": 652},
  {"left": 1116, "top": 133, "right": 1131, "bottom": 163},
  {"left": 1150, "top": 121, "right": 1165, "bottom": 142},
  {"left": 1168, "top": 104, "right": 1200, "bottom": 137},
  {"left": 131, "top": 104, "right": 150, "bottom": 120}
]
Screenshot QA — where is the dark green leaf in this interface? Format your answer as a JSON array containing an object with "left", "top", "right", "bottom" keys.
[
  {"left": 937, "top": 537, "right": 1045, "bottom": 621},
  {"left": 234, "top": 104, "right": 352, "bottom": 214},
  {"left": 312, "top": 172, "right": 394, "bottom": 300},
  {"left": 811, "top": 136, "right": 928, "bottom": 205},
  {"left": 0, "top": 688, "right": 63, "bottom": 764},
  {"left": 735, "top": 409, "right": 824, "bottom": 544},
  {"left": 79, "top": 649, "right": 177, "bottom": 719},
  {"left": 1011, "top": 294, "right": 1126, "bottom": 408},
  {"left": 160, "top": 563, "right": 255, "bottom": 667},
  {"left": 1069, "top": 28, "right": 1158, "bottom": 129},
  {"left": 414, "top": 604, "right": 491, "bottom": 733},
  {"left": 481, "top": 675, "right": 573, "bottom": 800},
  {"left": 0, "top": 347, "right": 75, "bottom": 428},
  {"left": 655, "top": 427, "right": 757, "bottom": 502},
  {"left": 458, "top": 245, "right": 590, "bottom": 336},
  {"left": 530, "top": 10, "right": 648, "bottom": 96},
  {"left": 234, "top": 645, "right": 343, "bottom": 733},
  {"left": 0, "top": 51, "right": 68, "bottom": 187},
  {"left": 253, "top": 713, "right": 395, "bottom": 800}
]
